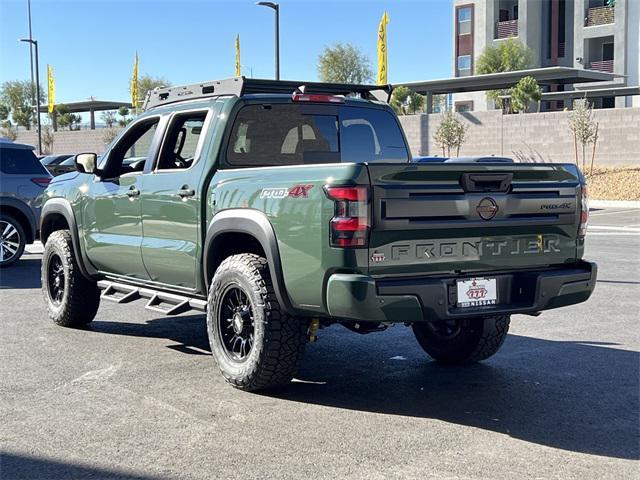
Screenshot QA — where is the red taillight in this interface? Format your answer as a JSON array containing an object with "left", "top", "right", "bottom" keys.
[
  {"left": 325, "top": 186, "right": 369, "bottom": 248},
  {"left": 579, "top": 184, "right": 589, "bottom": 238},
  {"left": 31, "top": 177, "right": 51, "bottom": 187},
  {"left": 292, "top": 93, "right": 345, "bottom": 103}
]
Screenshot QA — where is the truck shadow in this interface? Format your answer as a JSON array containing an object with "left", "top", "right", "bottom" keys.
[
  {"left": 280, "top": 326, "right": 640, "bottom": 461},
  {"left": 1, "top": 452, "right": 162, "bottom": 480},
  {"left": 90, "top": 315, "right": 211, "bottom": 355},
  {"left": 87, "top": 316, "right": 639, "bottom": 460}
]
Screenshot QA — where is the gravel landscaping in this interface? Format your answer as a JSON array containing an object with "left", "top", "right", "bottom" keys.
[{"left": 584, "top": 166, "right": 640, "bottom": 201}]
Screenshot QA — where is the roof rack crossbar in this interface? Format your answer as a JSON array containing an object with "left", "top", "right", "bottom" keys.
[{"left": 143, "top": 77, "right": 393, "bottom": 110}]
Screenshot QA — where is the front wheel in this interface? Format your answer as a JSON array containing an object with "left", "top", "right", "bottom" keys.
[
  {"left": 207, "top": 254, "right": 308, "bottom": 391},
  {"left": 41, "top": 230, "right": 101, "bottom": 327},
  {"left": 412, "top": 315, "right": 510, "bottom": 364}
]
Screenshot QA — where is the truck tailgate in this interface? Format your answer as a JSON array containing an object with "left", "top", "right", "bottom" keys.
[{"left": 367, "top": 163, "right": 582, "bottom": 276}]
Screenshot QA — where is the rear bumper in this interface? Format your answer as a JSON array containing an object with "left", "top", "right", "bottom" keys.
[{"left": 326, "top": 261, "right": 597, "bottom": 322}]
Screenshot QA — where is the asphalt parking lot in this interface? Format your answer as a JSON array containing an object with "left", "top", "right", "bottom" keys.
[{"left": 1, "top": 207, "right": 639, "bottom": 480}]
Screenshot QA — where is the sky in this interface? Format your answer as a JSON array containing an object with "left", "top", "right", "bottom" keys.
[{"left": 0, "top": 0, "right": 454, "bottom": 105}]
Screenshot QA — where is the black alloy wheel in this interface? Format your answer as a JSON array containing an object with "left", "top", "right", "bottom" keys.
[{"left": 217, "top": 285, "right": 256, "bottom": 362}]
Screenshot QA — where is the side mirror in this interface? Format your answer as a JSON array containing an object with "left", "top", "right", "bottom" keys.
[{"left": 75, "top": 153, "right": 97, "bottom": 174}]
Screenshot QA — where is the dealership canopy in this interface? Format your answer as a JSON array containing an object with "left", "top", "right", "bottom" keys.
[
  {"left": 39, "top": 99, "right": 132, "bottom": 130},
  {"left": 399, "top": 67, "right": 620, "bottom": 112}
]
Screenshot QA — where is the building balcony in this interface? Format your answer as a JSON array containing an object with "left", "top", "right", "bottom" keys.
[
  {"left": 589, "top": 59, "right": 614, "bottom": 73},
  {"left": 495, "top": 19, "right": 518, "bottom": 39},
  {"left": 586, "top": 6, "right": 615, "bottom": 26}
]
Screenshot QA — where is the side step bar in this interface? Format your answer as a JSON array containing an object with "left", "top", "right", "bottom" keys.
[{"left": 98, "top": 280, "right": 207, "bottom": 315}]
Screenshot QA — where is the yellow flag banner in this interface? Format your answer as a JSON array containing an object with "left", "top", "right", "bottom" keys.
[
  {"left": 131, "top": 52, "right": 139, "bottom": 111},
  {"left": 377, "top": 11, "right": 389, "bottom": 85},
  {"left": 47, "top": 65, "right": 55, "bottom": 114},
  {"left": 235, "top": 35, "right": 241, "bottom": 77}
]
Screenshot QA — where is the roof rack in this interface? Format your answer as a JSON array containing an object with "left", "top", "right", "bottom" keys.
[{"left": 142, "top": 77, "right": 393, "bottom": 111}]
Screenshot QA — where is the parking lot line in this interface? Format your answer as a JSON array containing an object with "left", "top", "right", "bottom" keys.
[
  {"left": 590, "top": 209, "right": 640, "bottom": 217},
  {"left": 588, "top": 225, "right": 640, "bottom": 233}
]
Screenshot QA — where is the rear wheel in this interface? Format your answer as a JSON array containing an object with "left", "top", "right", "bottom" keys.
[
  {"left": 0, "top": 214, "right": 26, "bottom": 268},
  {"left": 412, "top": 315, "right": 510, "bottom": 364},
  {"left": 41, "top": 230, "right": 101, "bottom": 327},
  {"left": 207, "top": 254, "right": 308, "bottom": 391}
]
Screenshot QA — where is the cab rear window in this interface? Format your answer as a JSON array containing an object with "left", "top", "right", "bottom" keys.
[
  {"left": 0, "top": 148, "right": 49, "bottom": 175},
  {"left": 226, "top": 104, "right": 409, "bottom": 167}
]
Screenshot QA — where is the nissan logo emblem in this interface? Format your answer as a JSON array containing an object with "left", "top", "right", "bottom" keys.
[{"left": 476, "top": 197, "right": 499, "bottom": 220}]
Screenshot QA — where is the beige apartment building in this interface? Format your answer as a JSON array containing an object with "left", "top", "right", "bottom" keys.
[{"left": 452, "top": 0, "right": 640, "bottom": 111}]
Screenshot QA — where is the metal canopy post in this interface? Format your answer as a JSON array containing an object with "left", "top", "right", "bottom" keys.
[{"left": 426, "top": 92, "right": 433, "bottom": 114}]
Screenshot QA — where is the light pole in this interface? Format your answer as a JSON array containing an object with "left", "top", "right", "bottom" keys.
[
  {"left": 241, "top": 65, "right": 254, "bottom": 78},
  {"left": 256, "top": 1, "right": 280, "bottom": 80},
  {"left": 26, "top": 0, "right": 36, "bottom": 117},
  {"left": 20, "top": 38, "right": 42, "bottom": 155}
]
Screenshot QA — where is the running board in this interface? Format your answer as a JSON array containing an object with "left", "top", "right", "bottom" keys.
[{"left": 97, "top": 280, "right": 207, "bottom": 315}]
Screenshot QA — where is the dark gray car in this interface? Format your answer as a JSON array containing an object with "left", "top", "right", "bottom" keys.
[
  {"left": 40, "top": 154, "right": 74, "bottom": 176},
  {"left": 0, "top": 138, "right": 52, "bottom": 266}
]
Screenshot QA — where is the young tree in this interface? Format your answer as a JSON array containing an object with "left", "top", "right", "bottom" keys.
[
  {"left": 117, "top": 106, "right": 132, "bottom": 127},
  {"left": 135, "top": 75, "right": 171, "bottom": 107},
  {"left": 390, "top": 86, "right": 410, "bottom": 114},
  {"left": 318, "top": 43, "right": 374, "bottom": 84},
  {"left": 101, "top": 110, "right": 117, "bottom": 128},
  {"left": 0, "top": 80, "right": 45, "bottom": 130},
  {"left": 0, "top": 121, "right": 18, "bottom": 141},
  {"left": 407, "top": 91, "right": 425, "bottom": 114},
  {"left": 102, "top": 127, "right": 120, "bottom": 147},
  {"left": 476, "top": 39, "right": 535, "bottom": 108},
  {"left": 433, "top": 111, "right": 468, "bottom": 157},
  {"left": 56, "top": 104, "right": 82, "bottom": 131},
  {"left": 568, "top": 99, "right": 598, "bottom": 170},
  {"left": 509, "top": 76, "right": 542, "bottom": 113},
  {"left": 42, "top": 127, "right": 55, "bottom": 154},
  {"left": 0, "top": 104, "right": 10, "bottom": 123},
  {"left": 391, "top": 86, "right": 425, "bottom": 115}
]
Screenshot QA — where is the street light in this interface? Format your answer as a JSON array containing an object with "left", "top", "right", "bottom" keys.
[
  {"left": 19, "top": 38, "right": 42, "bottom": 155},
  {"left": 241, "top": 65, "right": 254, "bottom": 78},
  {"left": 256, "top": 1, "right": 280, "bottom": 80}
]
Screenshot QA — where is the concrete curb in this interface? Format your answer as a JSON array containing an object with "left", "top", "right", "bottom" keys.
[{"left": 590, "top": 200, "right": 640, "bottom": 209}]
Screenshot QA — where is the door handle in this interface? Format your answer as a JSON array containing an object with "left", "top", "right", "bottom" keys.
[
  {"left": 177, "top": 186, "right": 196, "bottom": 198},
  {"left": 127, "top": 186, "right": 140, "bottom": 198}
]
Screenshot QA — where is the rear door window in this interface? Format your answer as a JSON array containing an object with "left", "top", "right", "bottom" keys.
[
  {"left": 226, "top": 103, "right": 408, "bottom": 167},
  {"left": 0, "top": 148, "right": 49, "bottom": 175},
  {"left": 228, "top": 105, "right": 339, "bottom": 166}
]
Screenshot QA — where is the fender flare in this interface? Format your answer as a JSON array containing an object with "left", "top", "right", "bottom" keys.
[
  {"left": 203, "top": 209, "right": 295, "bottom": 315},
  {"left": 40, "top": 198, "right": 98, "bottom": 280},
  {"left": 0, "top": 197, "right": 37, "bottom": 243}
]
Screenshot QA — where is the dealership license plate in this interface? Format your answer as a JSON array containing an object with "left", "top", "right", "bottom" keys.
[{"left": 456, "top": 277, "right": 497, "bottom": 308}]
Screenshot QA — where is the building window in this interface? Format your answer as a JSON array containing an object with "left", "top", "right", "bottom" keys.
[
  {"left": 457, "top": 55, "right": 472, "bottom": 76},
  {"left": 458, "top": 7, "right": 472, "bottom": 34},
  {"left": 458, "top": 7, "right": 472, "bottom": 22},
  {"left": 455, "top": 101, "right": 473, "bottom": 112},
  {"left": 455, "top": 4, "right": 474, "bottom": 78},
  {"left": 602, "top": 97, "right": 615, "bottom": 108}
]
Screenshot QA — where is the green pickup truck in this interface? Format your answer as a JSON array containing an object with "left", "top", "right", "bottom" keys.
[{"left": 39, "top": 78, "right": 596, "bottom": 391}]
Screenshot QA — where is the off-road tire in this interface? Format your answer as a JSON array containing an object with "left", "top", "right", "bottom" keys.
[
  {"left": 0, "top": 213, "right": 26, "bottom": 268},
  {"left": 412, "top": 315, "right": 510, "bottom": 364},
  {"left": 207, "top": 253, "right": 308, "bottom": 391},
  {"left": 41, "top": 230, "right": 100, "bottom": 327}
]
